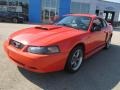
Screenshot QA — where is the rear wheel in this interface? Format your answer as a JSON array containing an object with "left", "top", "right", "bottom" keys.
[{"left": 65, "top": 46, "right": 83, "bottom": 73}]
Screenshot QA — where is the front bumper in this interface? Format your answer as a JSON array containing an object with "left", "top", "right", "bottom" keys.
[{"left": 4, "top": 40, "right": 68, "bottom": 73}]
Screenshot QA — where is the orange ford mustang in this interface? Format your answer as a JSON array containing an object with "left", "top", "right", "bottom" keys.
[{"left": 4, "top": 14, "right": 113, "bottom": 73}]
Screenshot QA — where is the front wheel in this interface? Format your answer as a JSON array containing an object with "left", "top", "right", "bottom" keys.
[{"left": 65, "top": 46, "right": 83, "bottom": 73}]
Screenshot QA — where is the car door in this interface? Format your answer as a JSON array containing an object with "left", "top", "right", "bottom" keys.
[
  {"left": 100, "top": 19, "right": 109, "bottom": 43},
  {"left": 86, "top": 18, "right": 107, "bottom": 53},
  {"left": 96, "top": 18, "right": 108, "bottom": 46}
]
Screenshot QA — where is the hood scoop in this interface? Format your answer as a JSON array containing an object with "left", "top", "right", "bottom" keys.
[{"left": 35, "top": 25, "right": 62, "bottom": 30}]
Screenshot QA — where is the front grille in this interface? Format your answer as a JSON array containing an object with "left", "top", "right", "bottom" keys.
[{"left": 9, "top": 39, "right": 24, "bottom": 49}]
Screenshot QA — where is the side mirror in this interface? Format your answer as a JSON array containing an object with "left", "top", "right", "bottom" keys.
[{"left": 91, "top": 25, "right": 101, "bottom": 32}]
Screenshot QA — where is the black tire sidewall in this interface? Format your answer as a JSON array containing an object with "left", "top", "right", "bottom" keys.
[{"left": 65, "top": 46, "right": 83, "bottom": 73}]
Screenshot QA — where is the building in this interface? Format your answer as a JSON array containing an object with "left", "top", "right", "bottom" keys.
[{"left": 0, "top": 0, "right": 120, "bottom": 23}]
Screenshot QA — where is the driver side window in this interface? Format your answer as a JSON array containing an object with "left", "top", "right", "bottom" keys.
[{"left": 92, "top": 18, "right": 102, "bottom": 31}]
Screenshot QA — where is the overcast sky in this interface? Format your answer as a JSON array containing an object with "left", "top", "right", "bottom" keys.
[{"left": 104, "top": 0, "right": 120, "bottom": 3}]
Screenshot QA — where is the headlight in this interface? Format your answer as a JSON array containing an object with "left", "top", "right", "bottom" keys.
[{"left": 27, "top": 46, "right": 60, "bottom": 54}]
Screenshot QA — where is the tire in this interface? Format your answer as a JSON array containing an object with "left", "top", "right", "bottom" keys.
[
  {"left": 12, "top": 18, "right": 18, "bottom": 23},
  {"left": 65, "top": 46, "right": 83, "bottom": 73},
  {"left": 104, "top": 36, "right": 112, "bottom": 49}
]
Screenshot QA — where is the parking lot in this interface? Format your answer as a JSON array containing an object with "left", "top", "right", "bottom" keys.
[{"left": 0, "top": 23, "right": 120, "bottom": 90}]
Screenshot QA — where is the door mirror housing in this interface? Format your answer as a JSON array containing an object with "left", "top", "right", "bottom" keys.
[{"left": 91, "top": 25, "right": 101, "bottom": 32}]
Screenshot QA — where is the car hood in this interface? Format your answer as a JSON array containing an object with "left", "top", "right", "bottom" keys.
[{"left": 10, "top": 25, "right": 86, "bottom": 46}]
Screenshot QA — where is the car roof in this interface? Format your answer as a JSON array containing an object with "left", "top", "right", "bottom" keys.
[{"left": 66, "top": 14, "right": 97, "bottom": 18}]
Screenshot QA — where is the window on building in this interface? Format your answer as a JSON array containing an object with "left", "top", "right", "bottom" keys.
[
  {"left": 71, "top": 2, "right": 90, "bottom": 14},
  {"left": 107, "top": 13, "right": 112, "bottom": 20},
  {"left": 42, "top": 0, "right": 59, "bottom": 9},
  {"left": 103, "top": 13, "right": 106, "bottom": 19},
  {"left": 42, "top": 0, "right": 59, "bottom": 23},
  {"left": 19, "top": 0, "right": 29, "bottom": 15},
  {"left": 0, "top": 0, "right": 7, "bottom": 11},
  {"left": 8, "top": 0, "right": 18, "bottom": 6},
  {"left": 70, "top": 2, "right": 80, "bottom": 14},
  {"left": 80, "top": 3, "right": 90, "bottom": 14}
]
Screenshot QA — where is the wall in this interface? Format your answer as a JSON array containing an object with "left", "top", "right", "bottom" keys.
[
  {"left": 59, "top": 0, "right": 71, "bottom": 16},
  {"left": 29, "top": 0, "right": 41, "bottom": 23},
  {"left": 28, "top": 0, "right": 120, "bottom": 23},
  {"left": 71, "top": 0, "right": 97, "bottom": 14}
]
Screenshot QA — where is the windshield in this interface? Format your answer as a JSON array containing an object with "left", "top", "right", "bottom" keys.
[{"left": 55, "top": 16, "right": 91, "bottom": 30}]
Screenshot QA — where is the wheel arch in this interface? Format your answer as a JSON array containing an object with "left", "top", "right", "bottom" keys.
[
  {"left": 71, "top": 43, "right": 86, "bottom": 57},
  {"left": 105, "top": 32, "right": 113, "bottom": 42},
  {"left": 64, "top": 42, "right": 85, "bottom": 72}
]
